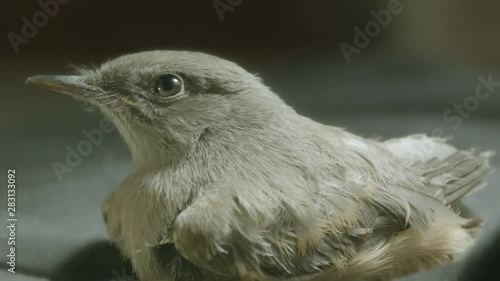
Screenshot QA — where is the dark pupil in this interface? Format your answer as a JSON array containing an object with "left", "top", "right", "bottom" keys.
[{"left": 161, "top": 76, "right": 176, "bottom": 91}]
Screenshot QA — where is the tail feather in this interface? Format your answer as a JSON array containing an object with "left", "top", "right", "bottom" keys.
[
  {"left": 385, "top": 134, "right": 494, "bottom": 204},
  {"left": 427, "top": 150, "right": 492, "bottom": 203}
]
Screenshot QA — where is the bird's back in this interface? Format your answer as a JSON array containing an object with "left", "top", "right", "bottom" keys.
[{"left": 233, "top": 117, "right": 495, "bottom": 281}]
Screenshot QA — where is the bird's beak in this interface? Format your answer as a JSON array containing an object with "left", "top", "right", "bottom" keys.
[{"left": 26, "top": 75, "right": 99, "bottom": 97}]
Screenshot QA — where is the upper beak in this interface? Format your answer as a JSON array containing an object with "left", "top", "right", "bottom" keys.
[{"left": 25, "top": 75, "right": 99, "bottom": 97}]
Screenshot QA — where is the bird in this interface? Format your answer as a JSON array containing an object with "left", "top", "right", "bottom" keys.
[{"left": 27, "top": 50, "right": 494, "bottom": 281}]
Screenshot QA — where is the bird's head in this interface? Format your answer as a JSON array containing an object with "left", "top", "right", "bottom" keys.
[{"left": 27, "top": 51, "right": 290, "bottom": 166}]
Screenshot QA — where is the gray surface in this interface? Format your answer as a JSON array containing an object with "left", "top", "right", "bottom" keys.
[{"left": 0, "top": 54, "right": 499, "bottom": 280}]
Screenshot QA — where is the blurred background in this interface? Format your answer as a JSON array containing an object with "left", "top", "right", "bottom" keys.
[{"left": 0, "top": 0, "right": 499, "bottom": 280}]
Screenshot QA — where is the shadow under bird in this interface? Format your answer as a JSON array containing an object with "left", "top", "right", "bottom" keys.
[{"left": 27, "top": 51, "right": 495, "bottom": 281}]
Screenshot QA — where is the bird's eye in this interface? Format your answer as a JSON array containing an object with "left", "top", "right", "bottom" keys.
[{"left": 156, "top": 74, "right": 184, "bottom": 97}]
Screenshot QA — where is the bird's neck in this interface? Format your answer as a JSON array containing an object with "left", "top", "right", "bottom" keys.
[
  {"left": 109, "top": 116, "right": 194, "bottom": 172},
  {"left": 110, "top": 92, "right": 299, "bottom": 174}
]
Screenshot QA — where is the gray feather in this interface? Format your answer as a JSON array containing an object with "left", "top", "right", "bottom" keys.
[{"left": 29, "top": 51, "right": 495, "bottom": 281}]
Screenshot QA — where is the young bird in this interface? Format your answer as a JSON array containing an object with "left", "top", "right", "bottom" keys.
[{"left": 27, "top": 51, "right": 494, "bottom": 281}]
